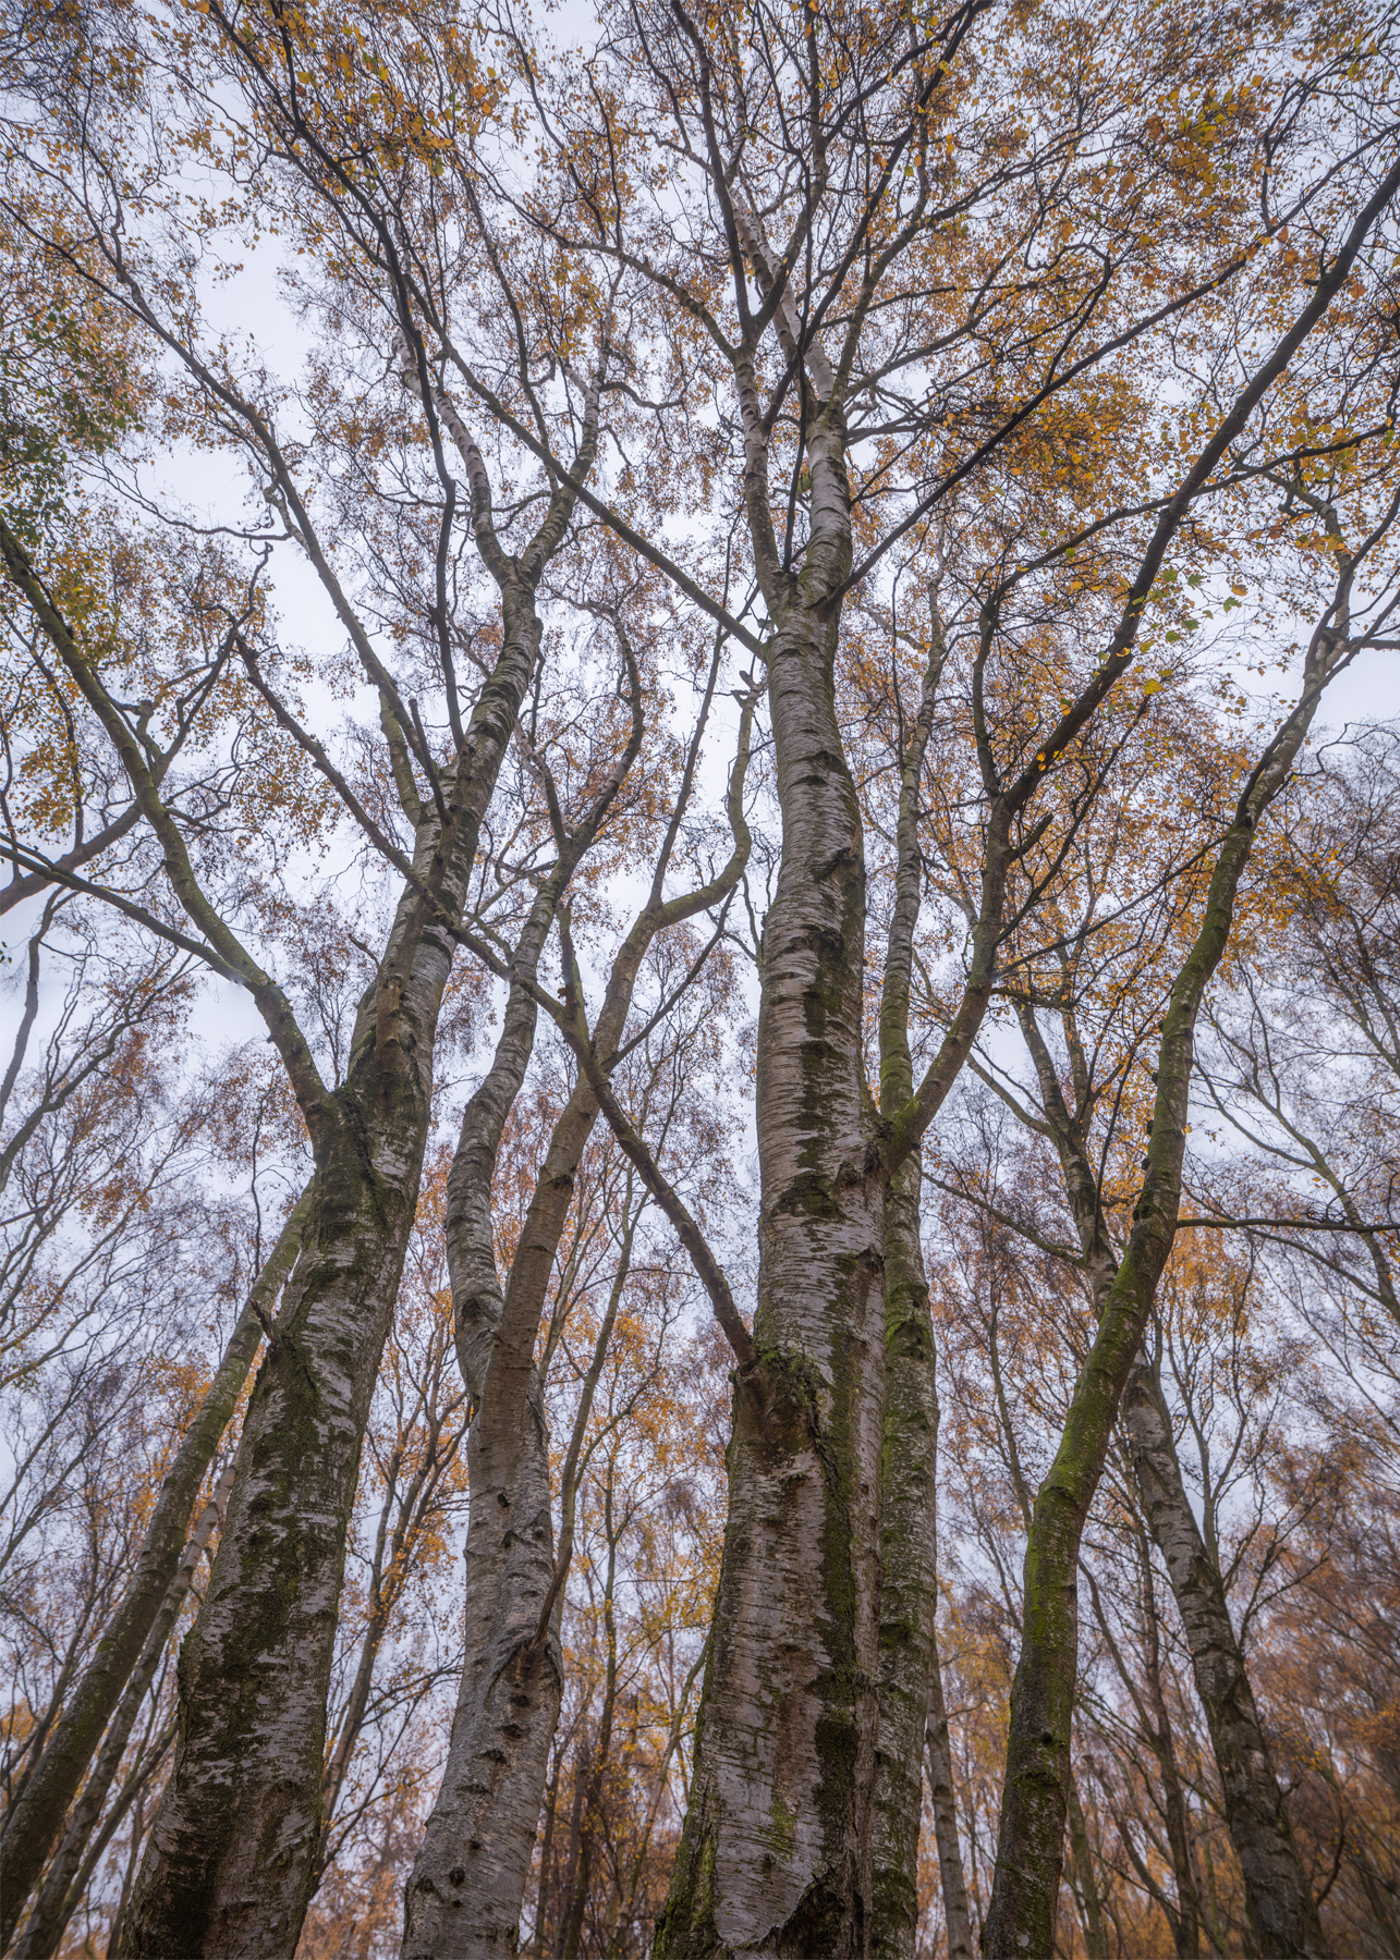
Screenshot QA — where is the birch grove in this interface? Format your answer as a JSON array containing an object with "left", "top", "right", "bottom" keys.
[{"left": 1, "top": 0, "right": 1399, "bottom": 1957}]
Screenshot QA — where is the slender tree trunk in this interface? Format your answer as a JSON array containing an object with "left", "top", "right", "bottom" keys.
[
  {"left": 1021, "top": 941, "right": 1322, "bottom": 1957},
  {"left": 1141, "top": 1566, "right": 1203, "bottom": 1960},
  {"left": 872, "top": 639, "right": 944, "bottom": 1960},
  {"left": 104, "top": 1784, "right": 150, "bottom": 1960},
  {"left": 1122, "top": 1358, "right": 1328, "bottom": 1957},
  {"left": 926, "top": 1637, "right": 975, "bottom": 1960},
  {"left": 618, "top": 1636, "right": 711, "bottom": 1935},
  {"left": 13, "top": 1465, "right": 235, "bottom": 1960},
  {"left": 982, "top": 653, "right": 1333, "bottom": 1958},
  {"left": 871, "top": 1155, "right": 939, "bottom": 1960},
  {"left": 0, "top": 1189, "right": 309, "bottom": 1949},
  {"left": 1064, "top": 1770, "right": 1109, "bottom": 1960},
  {"left": 658, "top": 412, "right": 887, "bottom": 1960},
  {"left": 71, "top": 1726, "right": 176, "bottom": 1946},
  {"left": 121, "top": 585, "right": 542, "bottom": 1960},
  {"left": 533, "top": 1748, "right": 564, "bottom": 1959},
  {"left": 1086, "top": 1539, "right": 1205, "bottom": 1960},
  {"left": 551, "top": 1751, "right": 589, "bottom": 1960},
  {"left": 315, "top": 1474, "right": 401, "bottom": 1877},
  {"left": 403, "top": 682, "right": 749, "bottom": 1960},
  {"left": 561, "top": 1474, "right": 621, "bottom": 1960}
]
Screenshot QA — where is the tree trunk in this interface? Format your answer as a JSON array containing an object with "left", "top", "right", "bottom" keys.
[
  {"left": 981, "top": 652, "right": 1332, "bottom": 1959},
  {"left": 926, "top": 1637, "right": 975, "bottom": 1960},
  {"left": 657, "top": 412, "right": 887, "bottom": 1960},
  {"left": 403, "top": 678, "right": 750, "bottom": 1960},
  {"left": 1065, "top": 1768, "right": 1109, "bottom": 1960},
  {"left": 1141, "top": 1563, "right": 1203, "bottom": 1960},
  {"left": 532, "top": 1746, "right": 564, "bottom": 1959},
  {"left": 561, "top": 1470, "right": 621, "bottom": 1960},
  {"left": 551, "top": 1750, "right": 589, "bottom": 1960},
  {"left": 0, "top": 1187, "right": 309, "bottom": 1950},
  {"left": 120, "top": 583, "right": 542, "bottom": 1960},
  {"left": 13, "top": 1463, "right": 236, "bottom": 1960},
  {"left": 401, "top": 1065, "right": 601, "bottom": 1960},
  {"left": 870, "top": 1155, "right": 938, "bottom": 1960},
  {"left": 1122, "top": 1358, "right": 1329, "bottom": 1957},
  {"left": 872, "top": 637, "right": 943, "bottom": 1960}
]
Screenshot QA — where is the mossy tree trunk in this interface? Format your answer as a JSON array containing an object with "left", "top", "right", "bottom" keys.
[
  {"left": 1015, "top": 891, "right": 1328, "bottom": 1957},
  {"left": 1008, "top": 701, "right": 1332, "bottom": 1959},
  {"left": 1122, "top": 1358, "right": 1329, "bottom": 1957},
  {"left": 0, "top": 188, "right": 613, "bottom": 1960},
  {"left": 120, "top": 588, "right": 541, "bottom": 1960},
  {"left": 0, "top": 1187, "right": 309, "bottom": 1952},
  {"left": 105, "top": 304, "right": 611, "bottom": 1958},
  {"left": 653, "top": 350, "right": 1016, "bottom": 1960},
  {"left": 12, "top": 1461, "right": 238, "bottom": 1960},
  {"left": 982, "top": 635, "right": 1340, "bottom": 1959}
]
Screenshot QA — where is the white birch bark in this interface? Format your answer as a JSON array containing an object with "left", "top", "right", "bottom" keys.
[
  {"left": 403, "top": 698, "right": 753, "bottom": 1958},
  {"left": 659, "top": 408, "right": 888, "bottom": 1960}
]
